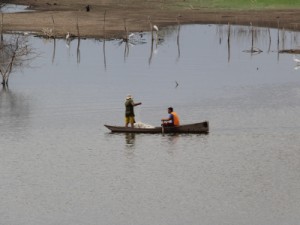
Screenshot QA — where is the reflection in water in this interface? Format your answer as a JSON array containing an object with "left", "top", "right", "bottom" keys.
[
  {"left": 66, "top": 38, "right": 71, "bottom": 55},
  {"left": 164, "top": 133, "right": 180, "bottom": 155},
  {"left": 41, "top": 23, "right": 300, "bottom": 70},
  {"left": 49, "top": 36, "right": 80, "bottom": 65},
  {"left": 277, "top": 18, "right": 280, "bottom": 61},
  {"left": 124, "top": 133, "right": 136, "bottom": 159},
  {"left": 50, "top": 15, "right": 56, "bottom": 64},
  {"left": 236, "top": 23, "right": 263, "bottom": 56},
  {"left": 2, "top": 24, "right": 300, "bottom": 225},
  {"left": 148, "top": 37, "right": 154, "bottom": 65},
  {"left": 0, "top": 35, "right": 36, "bottom": 87},
  {"left": 176, "top": 17, "right": 181, "bottom": 62},
  {"left": 227, "top": 23, "right": 231, "bottom": 62},
  {"left": 123, "top": 19, "right": 130, "bottom": 62},
  {"left": 124, "top": 41, "right": 129, "bottom": 61},
  {"left": 125, "top": 133, "right": 135, "bottom": 147},
  {"left": 0, "top": 87, "right": 30, "bottom": 129},
  {"left": 75, "top": 35, "right": 80, "bottom": 63},
  {"left": 52, "top": 38, "right": 56, "bottom": 64},
  {"left": 267, "top": 28, "right": 271, "bottom": 53},
  {"left": 148, "top": 16, "right": 162, "bottom": 65},
  {"left": 76, "top": 17, "right": 81, "bottom": 64},
  {"left": 294, "top": 55, "right": 300, "bottom": 70},
  {"left": 103, "top": 10, "right": 107, "bottom": 70},
  {"left": 215, "top": 23, "right": 300, "bottom": 63},
  {"left": 294, "top": 64, "right": 300, "bottom": 70},
  {"left": 103, "top": 39, "right": 107, "bottom": 70}
]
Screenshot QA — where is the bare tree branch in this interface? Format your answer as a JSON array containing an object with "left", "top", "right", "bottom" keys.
[{"left": 0, "top": 34, "right": 38, "bottom": 87}]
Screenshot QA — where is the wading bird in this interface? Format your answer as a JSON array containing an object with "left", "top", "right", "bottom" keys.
[
  {"left": 293, "top": 55, "right": 300, "bottom": 63},
  {"left": 66, "top": 32, "right": 70, "bottom": 40}
]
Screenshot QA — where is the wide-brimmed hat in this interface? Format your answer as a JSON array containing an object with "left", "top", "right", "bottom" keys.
[{"left": 126, "top": 94, "right": 132, "bottom": 100}]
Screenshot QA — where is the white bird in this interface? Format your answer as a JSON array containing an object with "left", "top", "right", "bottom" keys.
[
  {"left": 65, "top": 32, "right": 71, "bottom": 49},
  {"left": 294, "top": 65, "right": 300, "bottom": 70},
  {"left": 66, "top": 32, "right": 70, "bottom": 40},
  {"left": 153, "top": 25, "right": 159, "bottom": 31},
  {"left": 293, "top": 55, "right": 300, "bottom": 63},
  {"left": 128, "top": 33, "right": 135, "bottom": 38}
]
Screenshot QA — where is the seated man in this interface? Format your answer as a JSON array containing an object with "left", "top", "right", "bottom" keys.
[{"left": 161, "top": 107, "right": 180, "bottom": 127}]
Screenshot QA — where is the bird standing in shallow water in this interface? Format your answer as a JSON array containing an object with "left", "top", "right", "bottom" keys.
[
  {"left": 65, "top": 32, "right": 72, "bottom": 48},
  {"left": 152, "top": 25, "right": 159, "bottom": 42},
  {"left": 293, "top": 55, "right": 300, "bottom": 63},
  {"left": 66, "top": 32, "right": 70, "bottom": 40}
]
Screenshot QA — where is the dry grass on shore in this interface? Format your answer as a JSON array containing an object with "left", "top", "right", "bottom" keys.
[{"left": 3, "top": 0, "right": 300, "bottom": 39}]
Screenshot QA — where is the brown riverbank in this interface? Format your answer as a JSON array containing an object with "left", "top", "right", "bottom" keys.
[{"left": 3, "top": 0, "right": 300, "bottom": 39}]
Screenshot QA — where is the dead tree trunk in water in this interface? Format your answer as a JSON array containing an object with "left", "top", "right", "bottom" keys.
[
  {"left": 103, "top": 10, "right": 107, "bottom": 70},
  {"left": 123, "top": 19, "right": 129, "bottom": 60},
  {"left": 76, "top": 16, "right": 81, "bottom": 64},
  {"left": 51, "top": 16, "right": 56, "bottom": 64},
  {"left": 1, "top": 45, "right": 16, "bottom": 88},
  {"left": 0, "top": 35, "right": 37, "bottom": 87},
  {"left": 1, "top": 14, "right": 3, "bottom": 42},
  {"left": 176, "top": 15, "right": 181, "bottom": 61},
  {"left": 227, "top": 23, "right": 231, "bottom": 62}
]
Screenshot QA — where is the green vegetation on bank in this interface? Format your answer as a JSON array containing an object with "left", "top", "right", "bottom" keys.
[{"left": 171, "top": 0, "right": 300, "bottom": 10}]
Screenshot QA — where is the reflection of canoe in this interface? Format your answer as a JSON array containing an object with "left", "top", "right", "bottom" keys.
[{"left": 104, "top": 121, "right": 209, "bottom": 134}]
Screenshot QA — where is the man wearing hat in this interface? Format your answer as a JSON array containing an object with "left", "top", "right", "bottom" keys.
[{"left": 125, "top": 94, "right": 142, "bottom": 127}]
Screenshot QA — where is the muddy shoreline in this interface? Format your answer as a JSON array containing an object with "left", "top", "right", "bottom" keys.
[{"left": 3, "top": 0, "right": 300, "bottom": 39}]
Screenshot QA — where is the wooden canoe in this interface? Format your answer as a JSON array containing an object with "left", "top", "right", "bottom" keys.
[{"left": 104, "top": 121, "right": 209, "bottom": 134}]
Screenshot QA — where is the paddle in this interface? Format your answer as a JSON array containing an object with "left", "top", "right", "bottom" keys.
[{"left": 161, "top": 119, "right": 165, "bottom": 134}]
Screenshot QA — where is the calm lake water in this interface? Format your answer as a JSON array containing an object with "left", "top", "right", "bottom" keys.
[{"left": 1, "top": 25, "right": 300, "bottom": 225}]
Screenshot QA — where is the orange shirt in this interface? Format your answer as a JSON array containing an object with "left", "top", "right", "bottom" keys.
[{"left": 171, "top": 112, "right": 180, "bottom": 126}]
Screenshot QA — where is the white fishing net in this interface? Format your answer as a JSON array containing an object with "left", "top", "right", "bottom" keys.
[{"left": 134, "top": 121, "right": 155, "bottom": 128}]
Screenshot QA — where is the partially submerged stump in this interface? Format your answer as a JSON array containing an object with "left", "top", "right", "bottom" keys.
[{"left": 279, "top": 49, "right": 300, "bottom": 54}]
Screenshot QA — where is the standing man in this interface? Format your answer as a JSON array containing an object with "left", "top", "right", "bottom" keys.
[
  {"left": 125, "top": 94, "right": 142, "bottom": 127},
  {"left": 161, "top": 107, "right": 180, "bottom": 127}
]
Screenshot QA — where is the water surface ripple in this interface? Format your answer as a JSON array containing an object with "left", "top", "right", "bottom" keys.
[{"left": 0, "top": 25, "right": 300, "bottom": 225}]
